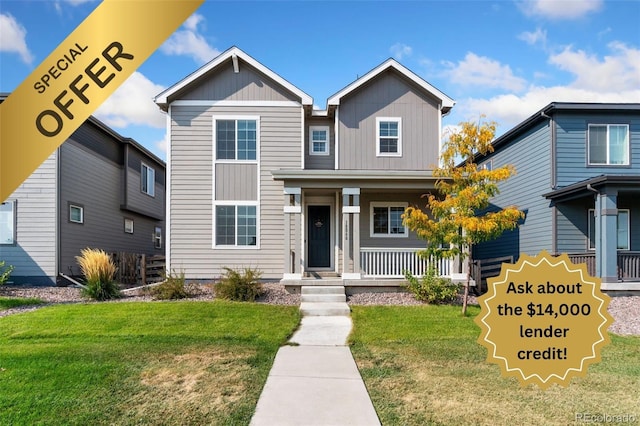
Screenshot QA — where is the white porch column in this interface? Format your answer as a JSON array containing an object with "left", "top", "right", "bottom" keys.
[
  {"left": 342, "top": 188, "right": 361, "bottom": 279},
  {"left": 283, "top": 187, "right": 302, "bottom": 280}
]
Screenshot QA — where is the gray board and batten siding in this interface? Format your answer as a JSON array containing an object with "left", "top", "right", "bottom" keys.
[
  {"left": 472, "top": 119, "right": 553, "bottom": 261},
  {"left": 175, "top": 59, "right": 301, "bottom": 103},
  {"left": 0, "top": 151, "right": 58, "bottom": 285},
  {"left": 305, "top": 117, "right": 335, "bottom": 170},
  {"left": 338, "top": 70, "right": 441, "bottom": 171},
  {"left": 170, "top": 104, "right": 302, "bottom": 279}
]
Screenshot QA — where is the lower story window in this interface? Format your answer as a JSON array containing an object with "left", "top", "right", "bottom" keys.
[
  {"left": 588, "top": 209, "right": 629, "bottom": 250},
  {"left": 0, "top": 201, "right": 15, "bottom": 245},
  {"left": 215, "top": 205, "right": 257, "bottom": 246},
  {"left": 69, "top": 204, "right": 84, "bottom": 224},
  {"left": 154, "top": 226, "right": 162, "bottom": 249},
  {"left": 371, "top": 202, "right": 407, "bottom": 237}
]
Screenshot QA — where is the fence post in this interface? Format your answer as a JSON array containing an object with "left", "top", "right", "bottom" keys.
[{"left": 141, "top": 254, "right": 146, "bottom": 285}]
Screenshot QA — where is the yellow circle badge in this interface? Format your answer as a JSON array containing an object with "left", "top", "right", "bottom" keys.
[{"left": 475, "top": 250, "right": 614, "bottom": 389}]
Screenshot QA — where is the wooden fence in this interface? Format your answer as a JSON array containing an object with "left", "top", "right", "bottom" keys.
[
  {"left": 109, "top": 252, "right": 166, "bottom": 286},
  {"left": 471, "top": 256, "right": 514, "bottom": 294}
]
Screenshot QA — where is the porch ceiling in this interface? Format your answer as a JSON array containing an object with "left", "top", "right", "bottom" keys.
[
  {"left": 544, "top": 175, "right": 640, "bottom": 202},
  {"left": 271, "top": 169, "right": 443, "bottom": 190}
]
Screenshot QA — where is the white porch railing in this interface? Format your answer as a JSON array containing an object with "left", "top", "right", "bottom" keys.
[{"left": 360, "top": 247, "right": 451, "bottom": 278}]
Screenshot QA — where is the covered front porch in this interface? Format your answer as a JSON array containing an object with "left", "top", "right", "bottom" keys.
[
  {"left": 272, "top": 169, "right": 467, "bottom": 291},
  {"left": 545, "top": 175, "right": 640, "bottom": 291}
]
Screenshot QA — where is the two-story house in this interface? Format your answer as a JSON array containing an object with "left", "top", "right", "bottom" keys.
[
  {"left": 472, "top": 102, "right": 640, "bottom": 291},
  {"left": 0, "top": 111, "right": 166, "bottom": 285},
  {"left": 154, "top": 47, "right": 456, "bottom": 289}
]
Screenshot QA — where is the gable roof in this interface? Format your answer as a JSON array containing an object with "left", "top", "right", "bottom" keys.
[
  {"left": 154, "top": 46, "right": 313, "bottom": 111},
  {"left": 326, "top": 58, "right": 455, "bottom": 114}
]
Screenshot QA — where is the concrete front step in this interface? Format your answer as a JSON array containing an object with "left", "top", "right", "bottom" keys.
[
  {"left": 300, "top": 302, "right": 351, "bottom": 316},
  {"left": 301, "top": 294, "right": 346, "bottom": 303},
  {"left": 301, "top": 285, "right": 345, "bottom": 295}
]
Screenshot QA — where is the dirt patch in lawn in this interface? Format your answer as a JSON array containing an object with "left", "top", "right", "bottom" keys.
[{"left": 125, "top": 347, "right": 256, "bottom": 424}]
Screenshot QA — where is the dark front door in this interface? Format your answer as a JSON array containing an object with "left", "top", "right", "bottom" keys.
[{"left": 307, "top": 205, "right": 331, "bottom": 268}]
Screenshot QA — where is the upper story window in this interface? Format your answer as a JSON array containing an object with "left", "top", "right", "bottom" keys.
[
  {"left": 588, "top": 124, "right": 629, "bottom": 166},
  {"left": 370, "top": 202, "right": 408, "bottom": 238},
  {"left": 0, "top": 201, "right": 15, "bottom": 245},
  {"left": 69, "top": 203, "right": 84, "bottom": 224},
  {"left": 481, "top": 160, "right": 493, "bottom": 171},
  {"left": 309, "top": 126, "right": 329, "bottom": 155},
  {"left": 376, "top": 117, "right": 402, "bottom": 157},
  {"left": 215, "top": 118, "right": 258, "bottom": 161},
  {"left": 141, "top": 163, "right": 155, "bottom": 197},
  {"left": 588, "top": 208, "right": 629, "bottom": 250}
]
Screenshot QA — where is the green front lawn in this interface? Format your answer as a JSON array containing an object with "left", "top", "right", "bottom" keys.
[
  {"left": 0, "top": 301, "right": 300, "bottom": 425},
  {"left": 0, "top": 296, "right": 44, "bottom": 310},
  {"left": 350, "top": 305, "right": 640, "bottom": 426}
]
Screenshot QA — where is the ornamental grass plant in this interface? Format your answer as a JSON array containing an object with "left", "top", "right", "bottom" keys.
[{"left": 75, "top": 248, "right": 120, "bottom": 301}]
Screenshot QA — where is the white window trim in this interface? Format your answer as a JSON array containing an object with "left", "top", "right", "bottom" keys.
[
  {"left": 376, "top": 117, "right": 402, "bottom": 157},
  {"left": 213, "top": 201, "right": 260, "bottom": 249},
  {"left": 588, "top": 208, "right": 630, "bottom": 251},
  {"left": 309, "top": 126, "right": 330, "bottom": 156},
  {"left": 587, "top": 124, "right": 630, "bottom": 166},
  {"left": 212, "top": 115, "right": 260, "bottom": 163},
  {"left": 69, "top": 204, "right": 84, "bottom": 224},
  {"left": 0, "top": 200, "right": 16, "bottom": 245},
  {"left": 141, "top": 163, "right": 155, "bottom": 197},
  {"left": 370, "top": 202, "right": 408, "bottom": 238},
  {"left": 124, "top": 218, "right": 134, "bottom": 234}
]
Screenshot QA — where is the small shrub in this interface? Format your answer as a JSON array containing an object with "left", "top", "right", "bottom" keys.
[
  {"left": 150, "top": 270, "right": 190, "bottom": 300},
  {"left": 404, "top": 267, "right": 461, "bottom": 304},
  {"left": 0, "top": 261, "right": 14, "bottom": 285},
  {"left": 215, "top": 267, "right": 263, "bottom": 302},
  {"left": 76, "top": 248, "right": 120, "bottom": 301}
]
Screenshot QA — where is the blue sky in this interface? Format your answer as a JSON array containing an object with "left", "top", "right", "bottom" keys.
[{"left": 1, "top": 0, "right": 639, "bottom": 160}]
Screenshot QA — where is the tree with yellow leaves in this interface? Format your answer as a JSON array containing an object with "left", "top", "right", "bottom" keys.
[{"left": 403, "top": 118, "right": 524, "bottom": 314}]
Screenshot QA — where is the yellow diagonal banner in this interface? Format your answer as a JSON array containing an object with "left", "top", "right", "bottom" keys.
[{"left": 0, "top": 0, "right": 204, "bottom": 202}]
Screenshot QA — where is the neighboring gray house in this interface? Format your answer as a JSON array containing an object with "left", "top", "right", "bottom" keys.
[
  {"left": 0, "top": 113, "right": 165, "bottom": 285},
  {"left": 473, "top": 102, "right": 640, "bottom": 291},
  {"left": 154, "top": 46, "right": 459, "bottom": 287}
]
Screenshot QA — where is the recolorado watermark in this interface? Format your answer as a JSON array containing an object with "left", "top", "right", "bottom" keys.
[{"left": 575, "top": 413, "right": 637, "bottom": 423}]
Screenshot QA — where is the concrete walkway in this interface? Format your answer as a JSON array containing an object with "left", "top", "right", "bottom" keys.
[{"left": 250, "top": 290, "right": 381, "bottom": 426}]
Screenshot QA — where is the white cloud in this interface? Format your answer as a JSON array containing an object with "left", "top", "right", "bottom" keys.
[
  {"left": 94, "top": 72, "right": 166, "bottom": 129},
  {"left": 549, "top": 42, "right": 640, "bottom": 92},
  {"left": 518, "top": 27, "right": 547, "bottom": 47},
  {"left": 0, "top": 13, "right": 34, "bottom": 65},
  {"left": 160, "top": 13, "right": 219, "bottom": 64},
  {"left": 154, "top": 133, "right": 169, "bottom": 156},
  {"left": 444, "top": 52, "right": 527, "bottom": 92},
  {"left": 390, "top": 43, "right": 413, "bottom": 60},
  {"left": 519, "top": 0, "right": 603, "bottom": 20},
  {"left": 450, "top": 42, "right": 640, "bottom": 131}
]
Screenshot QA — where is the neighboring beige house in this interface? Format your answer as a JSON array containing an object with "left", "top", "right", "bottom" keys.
[{"left": 154, "top": 47, "right": 456, "bottom": 288}]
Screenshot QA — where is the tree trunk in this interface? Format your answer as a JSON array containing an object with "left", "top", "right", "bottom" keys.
[{"left": 462, "top": 256, "right": 471, "bottom": 315}]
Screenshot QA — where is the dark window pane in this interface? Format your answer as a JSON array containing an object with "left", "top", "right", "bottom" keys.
[
  {"left": 216, "top": 120, "right": 236, "bottom": 160},
  {"left": 216, "top": 205, "right": 236, "bottom": 245},
  {"left": 373, "top": 207, "right": 388, "bottom": 234}
]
